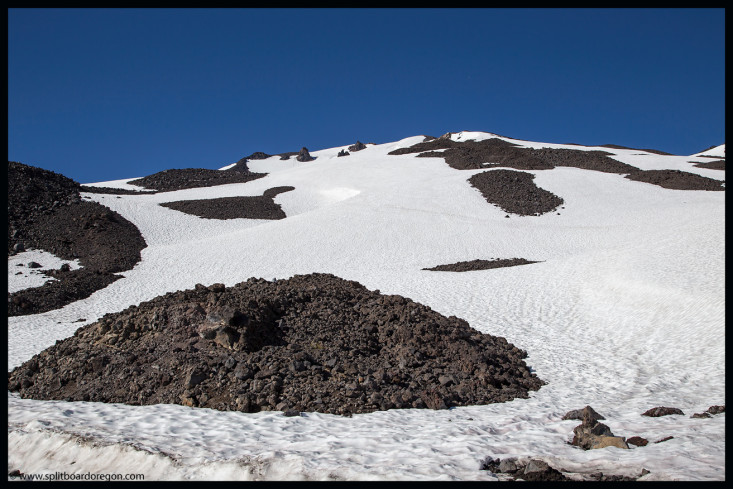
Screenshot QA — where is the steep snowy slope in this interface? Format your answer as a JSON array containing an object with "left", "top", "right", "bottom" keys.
[{"left": 8, "top": 132, "right": 725, "bottom": 480}]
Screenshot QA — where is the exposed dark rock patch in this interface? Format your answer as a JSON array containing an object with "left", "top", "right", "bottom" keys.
[
  {"left": 8, "top": 162, "right": 147, "bottom": 316},
  {"left": 348, "top": 141, "right": 367, "bottom": 152},
  {"left": 159, "top": 187, "right": 295, "bottom": 220},
  {"left": 598, "top": 143, "right": 674, "bottom": 155},
  {"left": 692, "top": 159, "right": 725, "bottom": 170},
  {"left": 389, "top": 137, "right": 637, "bottom": 173},
  {"left": 127, "top": 164, "right": 267, "bottom": 192},
  {"left": 626, "top": 170, "right": 725, "bottom": 191},
  {"left": 81, "top": 186, "right": 157, "bottom": 195},
  {"left": 468, "top": 170, "right": 564, "bottom": 216},
  {"left": 696, "top": 154, "right": 725, "bottom": 159},
  {"left": 7, "top": 273, "right": 545, "bottom": 416},
  {"left": 423, "top": 258, "right": 538, "bottom": 272},
  {"left": 296, "top": 147, "right": 315, "bottom": 162},
  {"left": 245, "top": 152, "right": 272, "bottom": 160},
  {"left": 278, "top": 151, "right": 299, "bottom": 160},
  {"left": 337, "top": 150, "right": 350, "bottom": 157},
  {"left": 654, "top": 436, "right": 674, "bottom": 444},
  {"left": 641, "top": 406, "right": 685, "bottom": 417}
]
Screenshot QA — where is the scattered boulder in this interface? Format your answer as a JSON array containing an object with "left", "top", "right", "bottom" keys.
[
  {"left": 348, "top": 141, "right": 367, "bottom": 152},
  {"left": 706, "top": 405, "right": 725, "bottom": 415},
  {"left": 562, "top": 405, "right": 606, "bottom": 423},
  {"left": 570, "top": 407, "right": 628, "bottom": 450},
  {"left": 691, "top": 412, "right": 712, "bottom": 419},
  {"left": 642, "top": 406, "right": 685, "bottom": 417},
  {"left": 654, "top": 436, "right": 674, "bottom": 444},
  {"left": 479, "top": 457, "right": 569, "bottom": 481},
  {"left": 337, "top": 150, "right": 350, "bottom": 157},
  {"left": 626, "top": 436, "right": 649, "bottom": 447},
  {"left": 296, "top": 147, "right": 315, "bottom": 162},
  {"left": 27, "top": 262, "right": 42, "bottom": 269}
]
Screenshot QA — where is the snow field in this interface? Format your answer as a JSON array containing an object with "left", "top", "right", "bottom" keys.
[{"left": 8, "top": 133, "right": 725, "bottom": 480}]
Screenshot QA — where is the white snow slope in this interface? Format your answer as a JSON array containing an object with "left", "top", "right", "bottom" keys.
[{"left": 8, "top": 132, "right": 725, "bottom": 481}]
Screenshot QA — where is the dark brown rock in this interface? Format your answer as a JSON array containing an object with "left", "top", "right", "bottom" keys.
[
  {"left": 642, "top": 406, "right": 685, "bottom": 417},
  {"left": 562, "top": 405, "right": 606, "bottom": 423},
  {"left": 348, "top": 141, "right": 367, "bottom": 152},
  {"left": 626, "top": 436, "right": 648, "bottom": 447}
]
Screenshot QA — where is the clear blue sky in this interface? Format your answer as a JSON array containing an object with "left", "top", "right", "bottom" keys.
[{"left": 8, "top": 8, "right": 725, "bottom": 183}]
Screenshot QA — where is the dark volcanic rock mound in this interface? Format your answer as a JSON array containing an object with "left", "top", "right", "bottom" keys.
[
  {"left": 388, "top": 137, "right": 636, "bottom": 173},
  {"left": 625, "top": 170, "right": 725, "bottom": 191},
  {"left": 423, "top": 258, "right": 539, "bottom": 272},
  {"left": 8, "top": 273, "right": 545, "bottom": 416},
  {"left": 8, "top": 162, "right": 147, "bottom": 316},
  {"left": 159, "top": 186, "right": 295, "bottom": 220},
  {"left": 469, "top": 170, "right": 564, "bottom": 216},
  {"left": 127, "top": 166, "right": 267, "bottom": 192},
  {"left": 692, "top": 159, "right": 725, "bottom": 171}
]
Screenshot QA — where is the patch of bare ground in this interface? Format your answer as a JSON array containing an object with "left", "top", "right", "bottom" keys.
[
  {"left": 625, "top": 169, "right": 725, "bottom": 190},
  {"left": 389, "top": 136, "right": 638, "bottom": 173},
  {"left": 8, "top": 162, "right": 146, "bottom": 316},
  {"left": 423, "top": 258, "right": 539, "bottom": 272},
  {"left": 598, "top": 143, "right": 674, "bottom": 155},
  {"left": 692, "top": 159, "right": 725, "bottom": 170},
  {"left": 127, "top": 163, "right": 266, "bottom": 192},
  {"left": 469, "top": 170, "right": 564, "bottom": 216},
  {"left": 159, "top": 187, "right": 295, "bottom": 220},
  {"left": 7, "top": 273, "right": 545, "bottom": 416}
]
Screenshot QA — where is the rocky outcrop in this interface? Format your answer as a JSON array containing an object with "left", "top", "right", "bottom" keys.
[
  {"left": 348, "top": 141, "right": 367, "bottom": 152},
  {"left": 337, "top": 150, "right": 350, "bottom": 157},
  {"left": 8, "top": 162, "right": 146, "bottom": 316},
  {"left": 296, "top": 147, "right": 315, "bottom": 162},
  {"left": 8, "top": 273, "right": 545, "bottom": 416}
]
